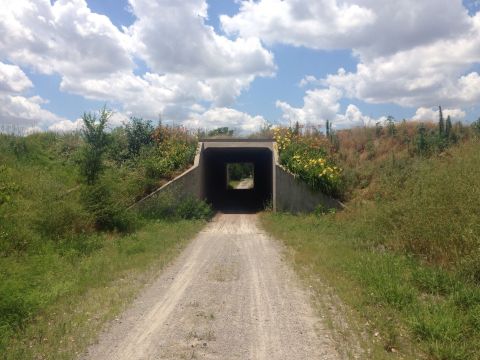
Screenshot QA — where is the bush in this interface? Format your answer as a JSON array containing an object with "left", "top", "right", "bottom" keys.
[
  {"left": 80, "top": 183, "right": 137, "bottom": 233},
  {"left": 34, "top": 198, "right": 92, "bottom": 241},
  {"left": 175, "top": 196, "right": 213, "bottom": 220},
  {"left": 138, "top": 193, "right": 212, "bottom": 221},
  {"left": 125, "top": 117, "right": 154, "bottom": 157}
]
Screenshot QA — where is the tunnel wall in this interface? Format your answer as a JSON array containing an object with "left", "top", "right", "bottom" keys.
[{"left": 275, "top": 165, "right": 343, "bottom": 213}]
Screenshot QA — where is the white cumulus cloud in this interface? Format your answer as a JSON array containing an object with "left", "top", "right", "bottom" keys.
[
  {"left": 221, "top": 0, "right": 469, "bottom": 57},
  {"left": 184, "top": 107, "right": 267, "bottom": 133},
  {"left": 413, "top": 107, "right": 466, "bottom": 122},
  {"left": 0, "top": 62, "right": 32, "bottom": 93},
  {"left": 276, "top": 87, "right": 382, "bottom": 129},
  {"left": 0, "top": 0, "right": 276, "bottom": 131}
]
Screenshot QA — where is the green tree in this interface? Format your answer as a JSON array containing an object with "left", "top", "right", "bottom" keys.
[
  {"left": 125, "top": 117, "right": 154, "bottom": 157},
  {"left": 438, "top": 106, "right": 445, "bottom": 136},
  {"left": 80, "top": 107, "right": 111, "bottom": 185}
]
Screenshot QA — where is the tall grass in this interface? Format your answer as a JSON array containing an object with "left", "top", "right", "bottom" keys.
[{"left": 373, "top": 141, "right": 480, "bottom": 268}]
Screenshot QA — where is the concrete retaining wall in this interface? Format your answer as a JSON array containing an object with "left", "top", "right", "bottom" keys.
[{"left": 275, "top": 165, "right": 343, "bottom": 213}]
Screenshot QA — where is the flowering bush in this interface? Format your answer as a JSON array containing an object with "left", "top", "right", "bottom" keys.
[{"left": 273, "top": 128, "right": 342, "bottom": 197}]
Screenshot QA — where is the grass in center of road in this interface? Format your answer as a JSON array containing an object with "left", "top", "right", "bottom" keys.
[{"left": 1, "top": 219, "right": 205, "bottom": 360}]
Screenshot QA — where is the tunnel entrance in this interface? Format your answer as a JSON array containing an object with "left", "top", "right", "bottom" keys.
[{"left": 203, "top": 147, "right": 273, "bottom": 212}]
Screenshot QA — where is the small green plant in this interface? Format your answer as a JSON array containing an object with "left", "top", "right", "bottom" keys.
[{"left": 314, "top": 204, "right": 336, "bottom": 215}]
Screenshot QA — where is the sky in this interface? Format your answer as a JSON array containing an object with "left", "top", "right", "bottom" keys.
[{"left": 1, "top": 0, "right": 480, "bottom": 134}]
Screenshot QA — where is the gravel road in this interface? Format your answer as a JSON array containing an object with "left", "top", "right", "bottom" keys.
[
  {"left": 234, "top": 177, "right": 254, "bottom": 189},
  {"left": 82, "top": 213, "right": 340, "bottom": 360}
]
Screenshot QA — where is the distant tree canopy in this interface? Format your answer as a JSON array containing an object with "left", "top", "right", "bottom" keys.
[
  {"left": 207, "top": 127, "right": 234, "bottom": 138},
  {"left": 228, "top": 163, "right": 254, "bottom": 181}
]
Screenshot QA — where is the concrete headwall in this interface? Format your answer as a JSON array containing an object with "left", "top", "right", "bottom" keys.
[
  {"left": 275, "top": 165, "right": 343, "bottom": 213},
  {"left": 129, "top": 143, "right": 204, "bottom": 210}
]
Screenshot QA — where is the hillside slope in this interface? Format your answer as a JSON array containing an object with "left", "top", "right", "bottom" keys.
[{"left": 263, "top": 137, "right": 480, "bottom": 359}]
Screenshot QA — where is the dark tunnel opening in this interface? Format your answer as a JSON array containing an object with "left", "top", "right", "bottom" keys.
[{"left": 203, "top": 147, "right": 273, "bottom": 212}]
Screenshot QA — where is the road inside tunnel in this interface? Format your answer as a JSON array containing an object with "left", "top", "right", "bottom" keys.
[{"left": 203, "top": 147, "right": 273, "bottom": 212}]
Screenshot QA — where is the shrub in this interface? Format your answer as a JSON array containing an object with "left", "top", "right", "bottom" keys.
[
  {"left": 175, "top": 196, "right": 213, "bottom": 220},
  {"left": 79, "top": 107, "right": 111, "bottom": 185},
  {"left": 138, "top": 192, "right": 212, "bottom": 221},
  {"left": 80, "top": 182, "right": 136, "bottom": 233},
  {"left": 34, "top": 198, "right": 92, "bottom": 241},
  {"left": 125, "top": 117, "right": 154, "bottom": 157}
]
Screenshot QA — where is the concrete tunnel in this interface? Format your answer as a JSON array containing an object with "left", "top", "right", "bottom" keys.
[
  {"left": 132, "top": 139, "right": 343, "bottom": 214},
  {"left": 202, "top": 146, "right": 274, "bottom": 212}
]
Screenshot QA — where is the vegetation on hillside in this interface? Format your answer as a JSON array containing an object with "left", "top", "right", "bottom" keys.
[
  {"left": 0, "top": 109, "right": 211, "bottom": 358},
  {"left": 273, "top": 127, "right": 343, "bottom": 197},
  {"left": 264, "top": 111, "right": 480, "bottom": 359}
]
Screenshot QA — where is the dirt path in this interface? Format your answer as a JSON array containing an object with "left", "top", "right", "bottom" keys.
[
  {"left": 235, "top": 177, "right": 254, "bottom": 189},
  {"left": 82, "top": 214, "right": 340, "bottom": 360}
]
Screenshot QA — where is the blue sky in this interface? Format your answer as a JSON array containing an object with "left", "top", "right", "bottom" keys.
[{"left": 0, "top": 0, "right": 479, "bottom": 133}]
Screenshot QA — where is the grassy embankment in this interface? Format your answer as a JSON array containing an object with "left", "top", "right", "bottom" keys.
[
  {"left": 0, "top": 121, "right": 210, "bottom": 359},
  {"left": 264, "top": 122, "right": 480, "bottom": 359}
]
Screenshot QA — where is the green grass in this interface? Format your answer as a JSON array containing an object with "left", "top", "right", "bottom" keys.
[
  {"left": 0, "top": 131, "right": 207, "bottom": 359},
  {"left": 262, "top": 212, "right": 480, "bottom": 359},
  {"left": 1, "top": 219, "right": 205, "bottom": 359},
  {"left": 261, "top": 140, "right": 480, "bottom": 360}
]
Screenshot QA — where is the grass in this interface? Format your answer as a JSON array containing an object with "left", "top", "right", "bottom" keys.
[
  {"left": 261, "top": 140, "right": 480, "bottom": 360},
  {"left": 262, "top": 212, "right": 480, "bottom": 359},
  {"left": 1, "top": 219, "right": 205, "bottom": 359},
  {"left": 0, "top": 129, "right": 208, "bottom": 359}
]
